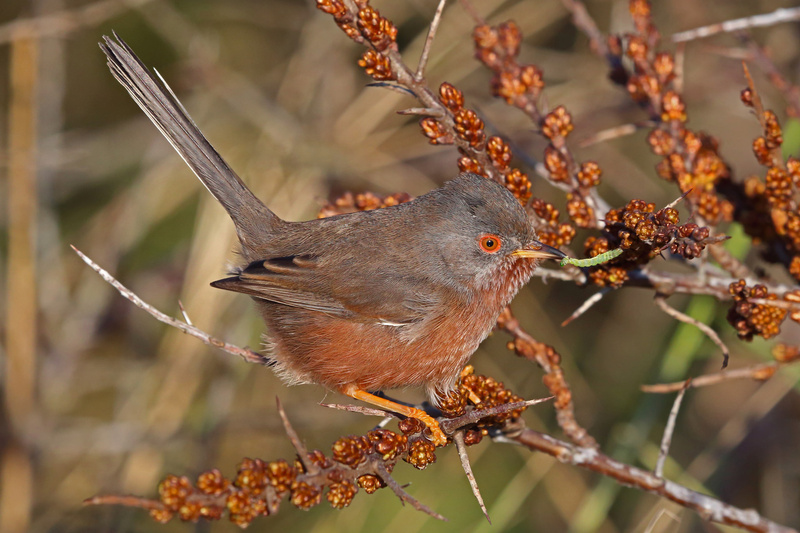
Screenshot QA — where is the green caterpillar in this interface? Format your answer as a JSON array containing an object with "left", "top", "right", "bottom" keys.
[{"left": 560, "top": 248, "right": 623, "bottom": 267}]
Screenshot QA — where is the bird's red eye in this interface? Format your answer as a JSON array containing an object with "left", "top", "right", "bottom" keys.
[{"left": 479, "top": 234, "right": 502, "bottom": 253}]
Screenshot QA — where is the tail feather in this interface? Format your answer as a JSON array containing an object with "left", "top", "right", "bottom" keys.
[{"left": 100, "top": 33, "right": 278, "bottom": 254}]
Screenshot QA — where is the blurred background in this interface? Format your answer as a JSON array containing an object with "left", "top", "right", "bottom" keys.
[{"left": 2, "top": 0, "right": 800, "bottom": 531}]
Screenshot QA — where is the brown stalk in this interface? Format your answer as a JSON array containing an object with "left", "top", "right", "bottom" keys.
[{"left": 508, "top": 425, "right": 797, "bottom": 533}]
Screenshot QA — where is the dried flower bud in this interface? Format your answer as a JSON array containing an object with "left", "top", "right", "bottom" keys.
[
  {"left": 332, "top": 435, "right": 371, "bottom": 468},
  {"left": 567, "top": 193, "right": 594, "bottom": 228},
  {"left": 661, "top": 90, "right": 687, "bottom": 122},
  {"left": 405, "top": 439, "right": 437, "bottom": 469},
  {"left": 453, "top": 108, "right": 486, "bottom": 147},
  {"left": 740, "top": 87, "right": 754, "bottom": 107},
  {"left": 763, "top": 110, "right": 783, "bottom": 147},
  {"left": 773, "top": 343, "right": 800, "bottom": 362},
  {"left": 420, "top": 117, "right": 453, "bottom": 145},
  {"left": 357, "top": 474, "right": 385, "bottom": 494},
  {"left": 463, "top": 429, "right": 484, "bottom": 446},
  {"left": 752, "top": 136, "right": 772, "bottom": 166},
  {"left": 439, "top": 82, "right": 464, "bottom": 112},
  {"left": 457, "top": 156, "right": 484, "bottom": 175},
  {"left": 790, "top": 256, "right": 800, "bottom": 282},
  {"left": 265, "top": 459, "right": 296, "bottom": 495},
  {"left": 327, "top": 481, "right": 357, "bottom": 509},
  {"left": 357, "top": 5, "right": 397, "bottom": 51},
  {"left": 497, "top": 20, "right": 522, "bottom": 57},
  {"left": 159, "top": 475, "right": 193, "bottom": 512},
  {"left": 653, "top": 52, "right": 675, "bottom": 83},
  {"left": 235, "top": 458, "right": 269, "bottom": 494},
  {"left": 358, "top": 50, "right": 394, "bottom": 81},
  {"left": 625, "top": 34, "right": 649, "bottom": 63},
  {"left": 577, "top": 161, "right": 602, "bottom": 188},
  {"left": 647, "top": 129, "right": 674, "bottom": 156},
  {"left": 544, "top": 145, "right": 569, "bottom": 182},
  {"left": 541, "top": 105, "right": 574, "bottom": 139},
  {"left": 150, "top": 508, "right": 174, "bottom": 524},
  {"left": 487, "top": 136, "right": 512, "bottom": 170},
  {"left": 197, "top": 469, "right": 230, "bottom": 495},
  {"left": 367, "top": 429, "right": 407, "bottom": 460},
  {"left": 290, "top": 481, "right": 322, "bottom": 510},
  {"left": 505, "top": 168, "right": 532, "bottom": 203}
]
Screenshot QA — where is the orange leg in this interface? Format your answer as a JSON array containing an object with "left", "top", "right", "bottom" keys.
[{"left": 340, "top": 384, "right": 447, "bottom": 446}]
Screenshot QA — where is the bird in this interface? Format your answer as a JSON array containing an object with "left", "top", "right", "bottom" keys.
[{"left": 100, "top": 34, "right": 564, "bottom": 446}]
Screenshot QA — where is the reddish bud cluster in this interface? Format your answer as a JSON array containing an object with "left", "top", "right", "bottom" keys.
[
  {"left": 529, "top": 198, "right": 576, "bottom": 248},
  {"left": 606, "top": 199, "right": 717, "bottom": 258},
  {"left": 317, "top": 190, "right": 412, "bottom": 219},
  {"left": 435, "top": 389, "right": 467, "bottom": 418},
  {"left": 356, "top": 5, "right": 398, "bottom": 52},
  {"left": 486, "top": 136, "right": 512, "bottom": 170},
  {"left": 420, "top": 117, "right": 454, "bottom": 145},
  {"left": 430, "top": 82, "right": 487, "bottom": 148},
  {"left": 456, "top": 156, "right": 485, "bottom": 176},
  {"left": 454, "top": 108, "right": 486, "bottom": 148},
  {"left": 504, "top": 168, "right": 532, "bottom": 204},
  {"left": 566, "top": 193, "right": 594, "bottom": 229},
  {"left": 578, "top": 161, "right": 602, "bottom": 188},
  {"left": 404, "top": 439, "right": 437, "bottom": 469},
  {"left": 581, "top": 197, "right": 722, "bottom": 287},
  {"left": 736, "top": 94, "right": 800, "bottom": 279},
  {"left": 316, "top": 0, "right": 362, "bottom": 43},
  {"left": 544, "top": 145, "right": 569, "bottom": 183},
  {"left": 727, "top": 280, "right": 787, "bottom": 341},
  {"left": 541, "top": 106, "right": 574, "bottom": 140},
  {"left": 316, "top": 1, "right": 397, "bottom": 70},
  {"left": 439, "top": 82, "right": 464, "bottom": 112},
  {"left": 608, "top": 1, "right": 737, "bottom": 225},
  {"left": 358, "top": 50, "right": 394, "bottom": 81},
  {"left": 473, "top": 22, "right": 544, "bottom": 107},
  {"left": 459, "top": 367, "right": 527, "bottom": 426},
  {"left": 649, "top": 129, "right": 733, "bottom": 223}
]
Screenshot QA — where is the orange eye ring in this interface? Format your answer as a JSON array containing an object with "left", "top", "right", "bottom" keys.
[{"left": 479, "top": 234, "right": 502, "bottom": 253}]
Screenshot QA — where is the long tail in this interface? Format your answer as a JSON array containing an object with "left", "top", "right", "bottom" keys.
[{"left": 100, "top": 33, "right": 279, "bottom": 255}]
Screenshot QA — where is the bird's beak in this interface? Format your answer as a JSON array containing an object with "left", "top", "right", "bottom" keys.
[{"left": 511, "top": 241, "right": 565, "bottom": 261}]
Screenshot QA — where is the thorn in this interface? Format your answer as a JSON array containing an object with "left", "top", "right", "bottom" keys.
[
  {"left": 366, "top": 82, "right": 415, "bottom": 97},
  {"left": 276, "top": 397, "right": 318, "bottom": 475},
  {"left": 453, "top": 431, "right": 491, "bottom": 523}
]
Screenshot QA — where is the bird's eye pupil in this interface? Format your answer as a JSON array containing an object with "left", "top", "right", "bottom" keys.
[{"left": 480, "top": 234, "right": 502, "bottom": 253}]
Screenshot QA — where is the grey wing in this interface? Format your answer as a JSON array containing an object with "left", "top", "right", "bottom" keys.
[{"left": 211, "top": 254, "right": 436, "bottom": 324}]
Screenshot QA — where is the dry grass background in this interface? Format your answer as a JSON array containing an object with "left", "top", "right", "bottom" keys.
[{"left": 2, "top": 0, "right": 800, "bottom": 531}]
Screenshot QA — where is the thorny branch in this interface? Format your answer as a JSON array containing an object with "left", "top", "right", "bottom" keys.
[
  {"left": 508, "top": 424, "right": 797, "bottom": 533},
  {"left": 71, "top": 246, "right": 270, "bottom": 367}
]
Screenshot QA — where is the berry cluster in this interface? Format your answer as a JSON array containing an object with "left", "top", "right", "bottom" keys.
[
  {"left": 611, "top": 0, "right": 734, "bottom": 225},
  {"left": 316, "top": 0, "right": 397, "bottom": 52},
  {"left": 530, "top": 198, "right": 576, "bottom": 248},
  {"left": 735, "top": 87, "right": 800, "bottom": 281},
  {"left": 317, "top": 190, "right": 412, "bottom": 219},
  {"left": 727, "top": 280, "right": 788, "bottom": 341},
  {"left": 473, "top": 21, "right": 601, "bottom": 228},
  {"left": 580, "top": 199, "right": 720, "bottom": 287},
  {"left": 111, "top": 367, "right": 533, "bottom": 527}
]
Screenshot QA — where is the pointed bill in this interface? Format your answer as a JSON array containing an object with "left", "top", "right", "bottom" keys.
[{"left": 511, "top": 241, "right": 565, "bottom": 260}]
